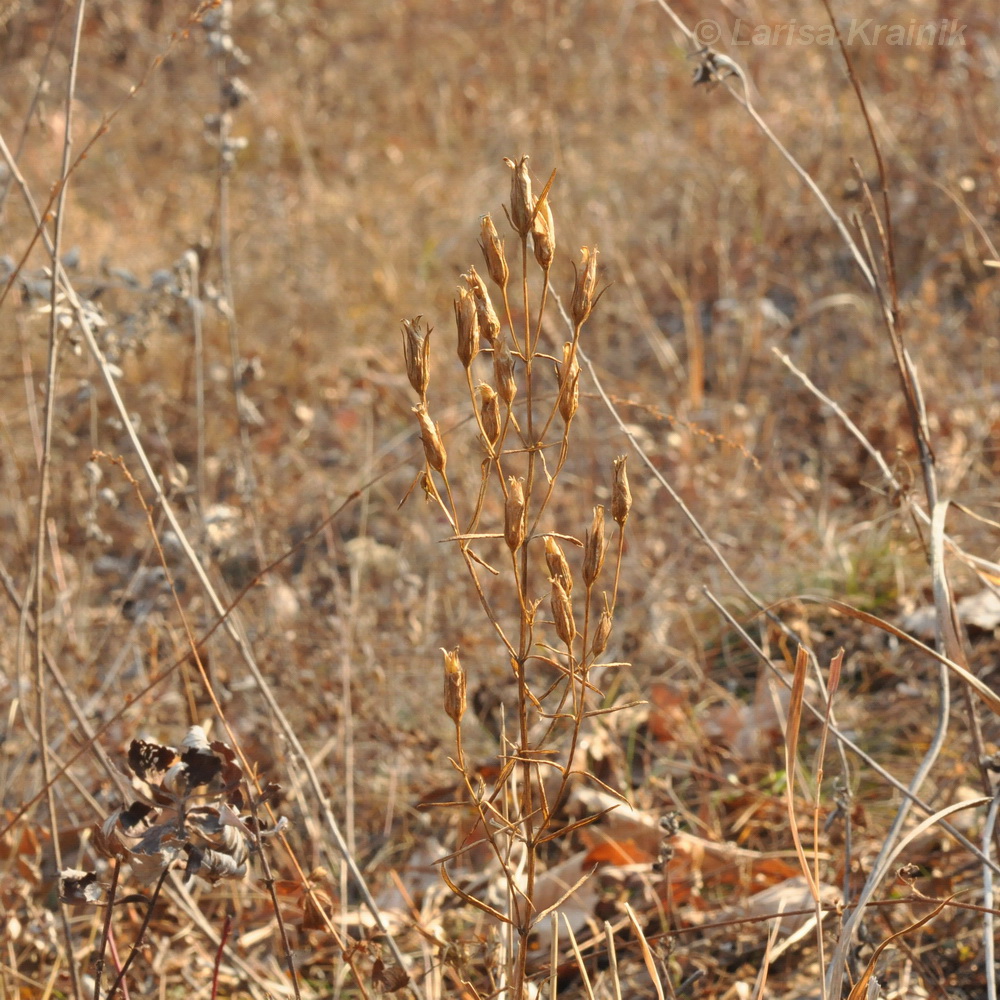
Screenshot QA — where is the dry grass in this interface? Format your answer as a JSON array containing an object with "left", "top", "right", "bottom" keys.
[{"left": 2, "top": 1, "right": 1000, "bottom": 998}]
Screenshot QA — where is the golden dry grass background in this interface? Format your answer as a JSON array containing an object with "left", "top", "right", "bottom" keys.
[{"left": 2, "top": 1, "right": 1000, "bottom": 997}]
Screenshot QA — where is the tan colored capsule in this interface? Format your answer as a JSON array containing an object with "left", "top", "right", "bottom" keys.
[{"left": 583, "top": 505, "right": 606, "bottom": 587}]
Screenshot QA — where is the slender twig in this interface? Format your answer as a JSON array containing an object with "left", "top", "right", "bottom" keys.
[
  {"left": 983, "top": 793, "right": 1000, "bottom": 1000},
  {"left": 93, "top": 858, "right": 121, "bottom": 1000},
  {"left": 29, "top": 6, "right": 88, "bottom": 998},
  {"left": 103, "top": 869, "right": 170, "bottom": 1000}
]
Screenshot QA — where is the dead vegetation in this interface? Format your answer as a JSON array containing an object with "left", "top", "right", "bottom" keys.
[{"left": 1, "top": 1, "right": 1000, "bottom": 998}]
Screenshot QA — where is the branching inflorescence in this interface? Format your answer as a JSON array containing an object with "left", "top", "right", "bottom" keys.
[{"left": 403, "top": 156, "right": 631, "bottom": 999}]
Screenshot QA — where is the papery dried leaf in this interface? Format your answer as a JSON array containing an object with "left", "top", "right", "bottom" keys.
[
  {"left": 185, "top": 844, "right": 248, "bottom": 883},
  {"left": 59, "top": 869, "right": 102, "bottom": 904},
  {"left": 582, "top": 840, "right": 653, "bottom": 866},
  {"left": 96, "top": 812, "right": 135, "bottom": 859},
  {"left": 129, "top": 835, "right": 183, "bottom": 885},
  {"left": 186, "top": 804, "right": 226, "bottom": 839},
  {"left": 180, "top": 725, "right": 211, "bottom": 752},
  {"left": 373, "top": 958, "right": 410, "bottom": 993},
  {"left": 117, "top": 802, "right": 156, "bottom": 837},
  {"left": 180, "top": 747, "right": 222, "bottom": 790},
  {"left": 256, "top": 781, "right": 282, "bottom": 809},
  {"left": 128, "top": 739, "right": 179, "bottom": 782},
  {"left": 161, "top": 761, "right": 192, "bottom": 797},
  {"left": 209, "top": 739, "right": 243, "bottom": 777}
]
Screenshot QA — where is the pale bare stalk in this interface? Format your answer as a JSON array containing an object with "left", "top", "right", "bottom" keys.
[
  {"left": 28, "top": 6, "right": 87, "bottom": 997},
  {"left": 983, "top": 793, "right": 1000, "bottom": 1000},
  {"left": 186, "top": 251, "right": 207, "bottom": 509}
]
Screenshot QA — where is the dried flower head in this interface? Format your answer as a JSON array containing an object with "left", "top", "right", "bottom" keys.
[
  {"left": 505, "top": 154, "right": 534, "bottom": 237},
  {"left": 571, "top": 246, "right": 599, "bottom": 326},
  {"left": 401, "top": 316, "right": 431, "bottom": 399},
  {"left": 442, "top": 647, "right": 467, "bottom": 725},
  {"left": 464, "top": 265, "right": 500, "bottom": 346},
  {"left": 583, "top": 505, "right": 606, "bottom": 587},
  {"left": 504, "top": 477, "right": 526, "bottom": 552},
  {"left": 454, "top": 286, "right": 480, "bottom": 368},
  {"left": 480, "top": 214, "right": 509, "bottom": 290},
  {"left": 612, "top": 455, "right": 632, "bottom": 527},
  {"left": 414, "top": 403, "right": 447, "bottom": 473}
]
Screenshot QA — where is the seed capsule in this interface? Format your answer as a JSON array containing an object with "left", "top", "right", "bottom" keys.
[
  {"left": 532, "top": 189, "right": 555, "bottom": 271},
  {"left": 557, "top": 343, "right": 580, "bottom": 423},
  {"left": 550, "top": 576, "right": 576, "bottom": 646},
  {"left": 583, "top": 505, "right": 606, "bottom": 587},
  {"left": 504, "top": 477, "right": 526, "bottom": 552},
  {"left": 544, "top": 535, "right": 572, "bottom": 595},
  {"left": 571, "top": 246, "right": 599, "bottom": 326},
  {"left": 493, "top": 333, "right": 517, "bottom": 405},
  {"left": 413, "top": 403, "right": 446, "bottom": 473},
  {"left": 454, "top": 287, "right": 480, "bottom": 368},
  {"left": 401, "top": 317, "right": 431, "bottom": 399},
  {"left": 612, "top": 455, "right": 632, "bottom": 527},
  {"left": 480, "top": 214, "right": 509, "bottom": 290},
  {"left": 464, "top": 265, "right": 501, "bottom": 346},
  {"left": 505, "top": 155, "right": 534, "bottom": 238},
  {"left": 478, "top": 383, "right": 501, "bottom": 447},
  {"left": 591, "top": 609, "right": 613, "bottom": 657},
  {"left": 442, "top": 648, "right": 467, "bottom": 724}
]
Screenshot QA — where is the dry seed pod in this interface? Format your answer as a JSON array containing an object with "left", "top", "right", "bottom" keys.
[
  {"left": 591, "top": 609, "right": 613, "bottom": 657},
  {"left": 454, "top": 287, "right": 480, "bottom": 368},
  {"left": 413, "top": 403, "right": 447, "bottom": 473},
  {"left": 465, "top": 265, "right": 501, "bottom": 346},
  {"left": 480, "top": 214, "right": 509, "bottom": 290},
  {"left": 544, "top": 535, "right": 573, "bottom": 595},
  {"left": 401, "top": 317, "right": 431, "bottom": 399},
  {"left": 550, "top": 577, "right": 576, "bottom": 646},
  {"left": 571, "top": 246, "right": 599, "bottom": 326},
  {"left": 612, "top": 455, "right": 632, "bottom": 526},
  {"left": 583, "top": 505, "right": 606, "bottom": 587},
  {"left": 442, "top": 647, "right": 467, "bottom": 724},
  {"left": 504, "top": 477, "right": 526, "bottom": 552},
  {"left": 557, "top": 343, "right": 580, "bottom": 423},
  {"left": 478, "top": 383, "right": 501, "bottom": 447},
  {"left": 505, "top": 155, "right": 534, "bottom": 237},
  {"left": 532, "top": 189, "right": 555, "bottom": 271},
  {"left": 493, "top": 333, "right": 517, "bottom": 405}
]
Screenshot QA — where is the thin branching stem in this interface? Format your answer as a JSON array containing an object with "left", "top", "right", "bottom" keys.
[{"left": 30, "top": 5, "right": 88, "bottom": 997}]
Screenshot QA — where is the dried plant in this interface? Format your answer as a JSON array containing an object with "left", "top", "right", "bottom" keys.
[
  {"left": 403, "top": 157, "right": 627, "bottom": 999},
  {"left": 59, "top": 726, "right": 283, "bottom": 998}
]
